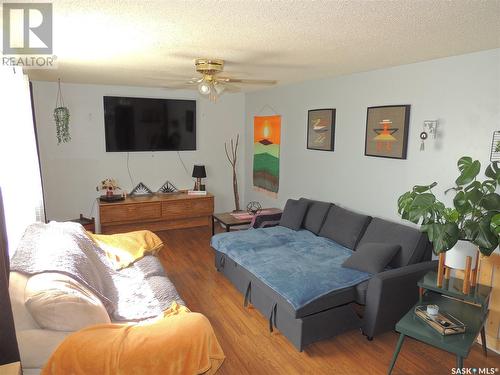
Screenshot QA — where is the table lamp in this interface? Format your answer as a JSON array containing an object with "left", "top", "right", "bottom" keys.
[{"left": 192, "top": 165, "right": 206, "bottom": 191}]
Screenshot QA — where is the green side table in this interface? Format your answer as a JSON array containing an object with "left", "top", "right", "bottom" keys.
[
  {"left": 388, "top": 271, "right": 491, "bottom": 374},
  {"left": 418, "top": 271, "right": 491, "bottom": 311}
]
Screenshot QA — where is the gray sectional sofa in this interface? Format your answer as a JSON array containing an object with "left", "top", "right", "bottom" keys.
[{"left": 211, "top": 198, "right": 436, "bottom": 351}]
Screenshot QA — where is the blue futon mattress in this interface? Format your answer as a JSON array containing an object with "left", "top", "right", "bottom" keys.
[{"left": 211, "top": 226, "right": 371, "bottom": 316}]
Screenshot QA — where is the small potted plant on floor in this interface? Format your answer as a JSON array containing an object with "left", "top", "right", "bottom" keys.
[{"left": 397, "top": 156, "right": 500, "bottom": 290}]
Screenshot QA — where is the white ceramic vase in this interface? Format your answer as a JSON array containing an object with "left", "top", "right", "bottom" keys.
[{"left": 444, "top": 240, "right": 478, "bottom": 270}]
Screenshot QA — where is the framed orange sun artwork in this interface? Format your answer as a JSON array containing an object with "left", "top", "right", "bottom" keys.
[{"left": 364, "top": 105, "right": 411, "bottom": 159}]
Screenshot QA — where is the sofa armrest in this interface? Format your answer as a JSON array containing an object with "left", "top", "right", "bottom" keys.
[
  {"left": 362, "top": 260, "right": 437, "bottom": 338},
  {"left": 17, "top": 328, "right": 71, "bottom": 369},
  {"left": 251, "top": 212, "right": 282, "bottom": 229}
]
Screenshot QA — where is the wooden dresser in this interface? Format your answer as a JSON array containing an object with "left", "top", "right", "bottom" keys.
[{"left": 98, "top": 193, "right": 214, "bottom": 234}]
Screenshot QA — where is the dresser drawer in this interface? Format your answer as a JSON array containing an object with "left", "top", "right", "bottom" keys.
[
  {"left": 161, "top": 198, "right": 213, "bottom": 219},
  {"left": 100, "top": 202, "right": 161, "bottom": 223}
]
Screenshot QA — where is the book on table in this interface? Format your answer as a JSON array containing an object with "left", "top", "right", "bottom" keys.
[
  {"left": 187, "top": 190, "right": 207, "bottom": 195},
  {"left": 414, "top": 305, "right": 466, "bottom": 336}
]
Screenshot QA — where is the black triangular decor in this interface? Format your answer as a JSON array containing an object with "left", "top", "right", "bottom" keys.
[
  {"left": 130, "top": 182, "right": 153, "bottom": 196},
  {"left": 157, "top": 181, "right": 178, "bottom": 194}
]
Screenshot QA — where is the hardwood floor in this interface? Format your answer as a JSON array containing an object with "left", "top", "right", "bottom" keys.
[{"left": 158, "top": 227, "right": 500, "bottom": 375}]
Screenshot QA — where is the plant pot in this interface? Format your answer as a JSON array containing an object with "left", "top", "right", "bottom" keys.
[{"left": 444, "top": 240, "right": 478, "bottom": 270}]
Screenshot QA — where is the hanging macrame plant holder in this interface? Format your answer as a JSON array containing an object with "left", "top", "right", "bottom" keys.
[{"left": 54, "top": 79, "right": 71, "bottom": 144}]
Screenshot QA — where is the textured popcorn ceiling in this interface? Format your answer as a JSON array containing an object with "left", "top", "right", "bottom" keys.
[{"left": 25, "top": 0, "right": 500, "bottom": 90}]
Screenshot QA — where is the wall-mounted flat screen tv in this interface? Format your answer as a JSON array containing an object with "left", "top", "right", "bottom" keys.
[{"left": 103, "top": 96, "right": 196, "bottom": 152}]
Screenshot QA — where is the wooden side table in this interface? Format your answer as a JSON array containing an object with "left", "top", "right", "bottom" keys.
[
  {"left": 212, "top": 212, "right": 250, "bottom": 235},
  {"left": 69, "top": 214, "right": 95, "bottom": 232},
  {"left": 212, "top": 208, "right": 282, "bottom": 235},
  {"left": 388, "top": 271, "right": 491, "bottom": 373}
]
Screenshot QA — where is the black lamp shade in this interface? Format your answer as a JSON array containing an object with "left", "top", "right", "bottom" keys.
[{"left": 192, "top": 165, "right": 207, "bottom": 178}]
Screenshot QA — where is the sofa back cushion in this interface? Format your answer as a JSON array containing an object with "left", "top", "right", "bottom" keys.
[
  {"left": 318, "top": 206, "right": 372, "bottom": 249},
  {"left": 279, "top": 199, "right": 309, "bottom": 230},
  {"left": 24, "top": 272, "right": 111, "bottom": 332},
  {"left": 356, "top": 217, "right": 430, "bottom": 268},
  {"left": 300, "top": 199, "right": 332, "bottom": 234}
]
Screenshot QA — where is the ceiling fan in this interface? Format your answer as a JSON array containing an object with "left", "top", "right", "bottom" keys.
[{"left": 185, "top": 58, "right": 277, "bottom": 102}]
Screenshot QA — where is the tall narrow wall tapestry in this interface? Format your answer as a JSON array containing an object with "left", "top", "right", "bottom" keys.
[
  {"left": 364, "top": 105, "right": 410, "bottom": 159},
  {"left": 253, "top": 115, "right": 281, "bottom": 198}
]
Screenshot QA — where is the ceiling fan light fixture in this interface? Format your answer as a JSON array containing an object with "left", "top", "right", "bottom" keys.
[
  {"left": 198, "top": 81, "right": 211, "bottom": 95},
  {"left": 208, "top": 81, "right": 218, "bottom": 102},
  {"left": 153, "top": 58, "right": 277, "bottom": 103},
  {"left": 213, "top": 81, "right": 225, "bottom": 95}
]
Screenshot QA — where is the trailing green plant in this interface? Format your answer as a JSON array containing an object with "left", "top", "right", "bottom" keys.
[
  {"left": 54, "top": 78, "right": 71, "bottom": 144},
  {"left": 53, "top": 106, "right": 71, "bottom": 144},
  {"left": 397, "top": 156, "right": 500, "bottom": 256}
]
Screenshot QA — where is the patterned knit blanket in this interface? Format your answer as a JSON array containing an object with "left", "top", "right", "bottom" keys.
[{"left": 10, "top": 222, "right": 183, "bottom": 321}]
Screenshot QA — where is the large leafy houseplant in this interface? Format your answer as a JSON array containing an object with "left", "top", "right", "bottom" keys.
[{"left": 398, "top": 156, "right": 500, "bottom": 256}]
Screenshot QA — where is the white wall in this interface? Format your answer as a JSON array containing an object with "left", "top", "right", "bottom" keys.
[
  {"left": 244, "top": 49, "right": 500, "bottom": 222},
  {"left": 32, "top": 49, "right": 499, "bottom": 225},
  {"left": 32, "top": 82, "right": 245, "bottom": 221}
]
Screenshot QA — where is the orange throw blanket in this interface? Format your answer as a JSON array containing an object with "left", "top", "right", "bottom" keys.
[{"left": 42, "top": 303, "right": 225, "bottom": 375}]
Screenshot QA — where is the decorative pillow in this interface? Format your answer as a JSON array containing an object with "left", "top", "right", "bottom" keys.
[
  {"left": 318, "top": 205, "right": 372, "bottom": 249},
  {"left": 24, "top": 273, "right": 111, "bottom": 331},
  {"left": 279, "top": 199, "right": 309, "bottom": 230},
  {"left": 301, "top": 199, "right": 332, "bottom": 234},
  {"left": 342, "top": 243, "right": 401, "bottom": 274}
]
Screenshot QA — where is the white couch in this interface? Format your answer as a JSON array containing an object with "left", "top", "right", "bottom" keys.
[
  {"left": 9, "top": 270, "right": 171, "bottom": 374},
  {"left": 7, "top": 222, "right": 184, "bottom": 373},
  {"left": 9, "top": 272, "right": 70, "bottom": 375}
]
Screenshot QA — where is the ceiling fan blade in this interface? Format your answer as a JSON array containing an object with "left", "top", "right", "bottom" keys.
[
  {"left": 219, "top": 82, "right": 240, "bottom": 93},
  {"left": 187, "top": 77, "right": 204, "bottom": 84},
  {"left": 159, "top": 81, "right": 200, "bottom": 89},
  {"left": 145, "top": 76, "right": 201, "bottom": 82},
  {"left": 217, "top": 77, "right": 277, "bottom": 85},
  {"left": 144, "top": 79, "right": 189, "bottom": 86},
  {"left": 161, "top": 84, "right": 195, "bottom": 89}
]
